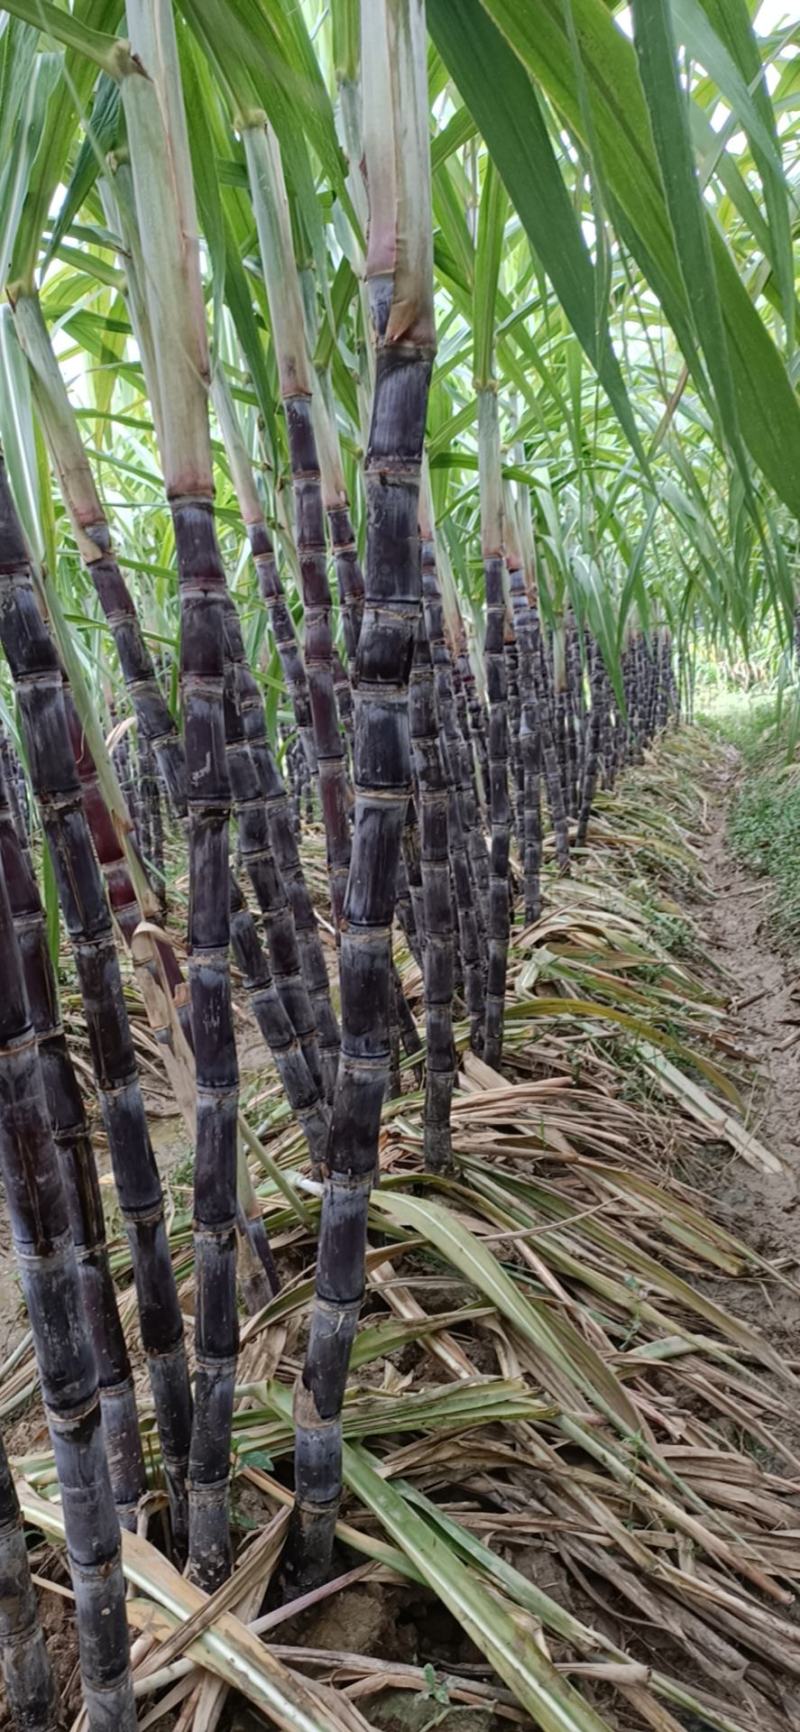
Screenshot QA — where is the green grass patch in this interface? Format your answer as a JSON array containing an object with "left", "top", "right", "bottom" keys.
[
  {"left": 697, "top": 691, "right": 778, "bottom": 763},
  {"left": 728, "top": 761, "right": 800, "bottom": 950}
]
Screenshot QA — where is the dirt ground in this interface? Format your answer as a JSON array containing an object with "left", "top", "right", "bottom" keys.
[{"left": 683, "top": 743, "right": 800, "bottom": 1364}]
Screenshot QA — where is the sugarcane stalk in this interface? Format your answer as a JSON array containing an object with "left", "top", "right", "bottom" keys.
[
  {"left": 0, "top": 450, "right": 193, "bottom": 1549},
  {"left": 223, "top": 602, "right": 341, "bottom": 1104},
  {"left": 0, "top": 854, "right": 136, "bottom": 1732},
  {"left": 576, "top": 637, "right": 607, "bottom": 850},
  {"left": 120, "top": 0, "right": 239, "bottom": 1588},
  {"left": 284, "top": 0, "right": 436, "bottom": 1595},
  {"left": 242, "top": 121, "right": 351, "bottom": 930},
  {"left": 504, "top": 482, "right": 542, "bottom": 926},
  {"left": 448, "top": 632, "right": 491, "bottom": 923},
  {"left": 210, "top": 364, "right": 318, "bottom": 777},
  {"left": 455, "top": 642, "right": 490, "bottom": 828},
  {"left": 409, "top": 610, "right": 454, "bottom": 1170},
  {"left": 476, "top": 387, "right": 510, "bottom": 1070},
  {"left": 0, "top": 755, "right": 145, "bottom": 1526},
  {"left": 533, "top": 613, "right": 571, "bottom": 873},
  {"left": 0, "top": 1429, "right": 59, "bottom": 1732},
  {"left": 12, "top": 296, "right": 300, "bottom": 1292},
  {"left": 419, "top": 480, "right": 485, "bottom": 1052}
]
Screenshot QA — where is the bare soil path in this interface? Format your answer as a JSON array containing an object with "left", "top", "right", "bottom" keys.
[{"left": 690, "top": 741, "right": 800, "bottom": 1345}]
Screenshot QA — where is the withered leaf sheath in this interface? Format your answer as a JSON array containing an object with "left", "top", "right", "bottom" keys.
[
  {"left": 0, "top": 453, "right": 193, "bottom": 1549},
  {"left": 0, "top": 759, "right": 145, "bottom": 1527},
  {"left": 409, "top": 611, "right": 455, "bottom": 1171},
  {"left": 170, "top": 499, "right": 239, "bottom": 1593},
  {"left": 0, "top": 1430, "right": 59, "bottom": 1732},
  {"left": 420, "top": 535, "right": 484, "bottom": 1052},
  {"left": 0, "top": 858, "right": 136, "bottom": 1732}
]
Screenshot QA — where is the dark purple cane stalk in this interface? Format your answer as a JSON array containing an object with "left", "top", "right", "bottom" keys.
[
  {"left": 476, "top": 388, "right": 510, "bottom": 1070},
  {"left": 455, "top": 642, "right": 490, "bottom": 826},
  {"left": 284, "top": 0, "right": 436, "bottom": 1595},
  {"left": 504, "top": 513, "right": 542, "bottom": 926},
  {"left": 312, "top": 375, "right": 366, "bottom": 684},
  {"left": 242, "top": 123, "right": 351, "bottom": 930},
  {"left": 16, "top": 288, "right": 334, "bottom": 1187},
  {"left": 0, "top": 452, "right": 193, "bottom": 1550},
  {"left": 410, "top": 610, "right": 454, "bottom": 1169},
  {"left": 655, "top": 628, "right": 673, "bottom": 733},
  {"left": 419, "top": 490, "right": 485, "bottom": 1052},
  {"left": 534, "top": 614, "right": 571, "bottom": 874},
  {"left": 138, "top": 735, "right": 165, "bottom": 908},
  {"left": 0, "top": 729, "right": 30, "bottom": 860},
  {"left": 0, "top": 1431, "right": 59, "bottom": 1732},
  {"left": 221, "top": 612, "right": 330, "bottom": 1171},
  {"left": 565, "top": 612, "right": 583, "bottom": 819},
  {"left": 576, "top": 637, "right": 608, "bottom": 851},
  {"left": 225, "top": 612, "right": 341, "bottom": 1103},
  {"left": 222, "top": 603, "right": 324, "bottom": 1091},
  {"left": 120, "top": 1, "right": 240, "bottom": 1588},
  {"left": 395, "top": 850, "right": 423, "bottom": 969},
  {"left": 449, "top": 642, "right": 491, "bottom": 926},
  {"left": 0, "top": 851, "right": 135, "bottom": 1732},
  {"left": 402, "top": 796, "right": 427, "bottom": 957},
  {"left": 0, "top": 757, "right": 145, "bottom": 1527},
  {"left": 333, "top": 645, "right": 355, "bottom": 754},
  {"left": 210, "top": 366, "right": 318, "bottom": 778},
  {"left": 504, "top": 617, "right": 525, "bottom": 843}
]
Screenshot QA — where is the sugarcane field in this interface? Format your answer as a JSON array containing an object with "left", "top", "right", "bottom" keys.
[{"left": 2, "top": 2, "right": 800, "bottom": 1730}]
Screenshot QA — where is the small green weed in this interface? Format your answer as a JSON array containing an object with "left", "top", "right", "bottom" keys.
[{"left": 728, "top": 768, "right": 800, "bottom": 950}]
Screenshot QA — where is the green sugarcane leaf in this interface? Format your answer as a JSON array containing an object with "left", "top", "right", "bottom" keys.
[
  {"left": 630, "top": 0, "right": 746, "bottom": 486},
  {"left": 7, "top": 0, "right": 124, "bottom": 289},
  {"left": 473, "top": 159, "right": 507, "bottom": 386},
  {"left": 46, "top": 73, "right": 121, "bottom": 266},
  {"left": 371, "top": 1190, "right": 642, "bottom": 1433},
  {"left": 0, "top": 0, "right": 120, "bottom": 69},
  {"left": 468, "top": 0, "right": 800, "bottom": 516},
  {"left": 0, "top": 33, "right": 60, "bottom": 289},
  {"left": 431, "top": 103, "right": 477, "bottom": 171},
  {"left": 427, "top": 0, "right": 646, "bottom": 465},
  {"left": 350, "top": 1305, "right": 489, "bottom": 1369},
  {"left": 42, "top": 840, "right": 61, "bottom": 973},
  {"left": 343, "top": 1442, "right": 618, "bottom": 1732},
  {"left": 685, "top": 0, "right": 794, "bottom": 349}
]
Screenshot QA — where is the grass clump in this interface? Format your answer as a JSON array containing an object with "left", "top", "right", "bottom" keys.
[{"left": 728, "top": 764, "right": 800, "bottom": 950}]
